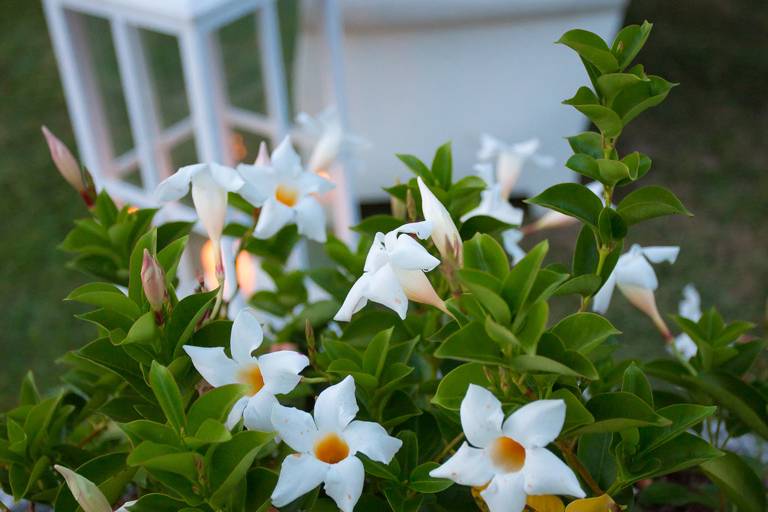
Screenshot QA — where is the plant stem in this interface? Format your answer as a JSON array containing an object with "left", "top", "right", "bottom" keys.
[
  {"left": 435, "top": 432, "right": 465, "bottom": 461},
  {"left": 557, "top": 441, "right": 604, "bottom": 496},
  {"left": 301, "top": 376, "right": 329, "bottom": 384},
  {"left": 579, "top": 245, "right": 611, "bottom": 312}
]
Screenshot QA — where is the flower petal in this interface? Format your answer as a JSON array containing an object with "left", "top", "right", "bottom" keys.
[
  {"left": 679, "top": 284, "right": 702, "bottom": 321},
  {"left": 343, "top": 420, "right": 402, "bottom": 464},
  {"left": 502, "top": 229, "right": 526, "bottom": 264},
  {"left": 230, "top": 308, "right": 264, "bottom": 365},
  {"left": 417, "top": 177, "right": 462, "bottom": 264},
  {"left": 259, "top": 350, "right": 310, "bottom": 395},
  {"left": 271, "top": 404, "right": 319, "bottom": 452},
  {"left": 641, "top": 245, "right": 680, "bottom": 265},
  {"left": 294, "top": 197, "right": 328, "bottom": 242},
  {"left": 323, "top": 455, "right": 365, "bottom": 512},
  {"left": 364, "top": 233, "right": 389, "bottom": 272},
  {"left": 271, "top": 136, "right": 302, "bottom": 178},
  {"left": 334, "top": 273, "right": 372, "bottom": 322},
  {"left": 236, "top": 164, "right": 275, "bottom": 206},
  {"left": 429, "top": 442, "right": 494, "bottom": 486},
  {"left": 461, "top": 384, "right": 504, "bottom": 448},
  {"left": 254, "top": 196, "right": 294, "bottom": 239},
  {"left": 388, "top": 220, "right": 433, "bottom": 240},
  {"left": 480, "top": 472, "right": 527, "bottom": 512},
  {"left": 502, "top": 399, "right": 565, "bottom": 449},
  {"left": 183, "top": 345, "right": 238, "bottom": 387},
  {"left": 225, "top": 396, "right": 250, "bottom": 429},
  {"left": 209, "top": 163, "right": 245, "bottom": 191},
  {"left": 366, "top": 263, "right": 409, "bottom": 319},
  {"left": 314, "top": 375, "right": 359, "bottom": 433},
  {"left": 155, "top": 164, "right": 203, "bottom": 201},
  {"left": 591, "top": 271, "right": 617, "bottom": 314},
  {"left": 522, "top": 447, "right": 585, "bottom": 498},
  {"left": 271, "top": 453, "right": 329, "bottom": 507},
  {"left": 395, "top": 268, "right": 447, "bottom": 315},
  {"left": 296, "top": 170, "right": 335, "bottom": 195},
  {"left": 387, "top": 234, "right": 440, "bottom": 271},
  {"left": 614, "top": 252, "right": 658, "bottom": 291},
  {"left": 242, "top": 389, "right": 279, "bottom": 432},
  {"left": 191, "top": 171, "right": 228, "bottom": 242}
]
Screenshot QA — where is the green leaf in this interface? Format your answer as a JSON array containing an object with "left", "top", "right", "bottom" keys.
[
  {"left": 567, "top": 132, "right": 603, "bottom": 160},
  {"left": 527, "top": 184, "right": 603, "bottom": 228},
  {"left": 502, "top": 240, "right": 548, "bottom": 315},
  {"left": 597, "top": 207, "right": 627, "bottom": 243},
  {"left": 120, "top": 420, "right": 178, "bottom": 446},
  {"left": 431, "top": 142, "right": 453, "bottom": 189},
  {"left": 187, "top": 384, "right": 247, "bottom": 434},
  {"left": 435, "top": 321, "right": 504, "bottom": 365},
  {"left": 463, "top": 283, "right": 511, "bottom": 325},
  {"left": 572, "top": 225, "right": 599, "bottom": 276},
  {"left": 577, "top": 433, "right": 616, "bottom": 491},
  {"left": 638, "top": 404, "right": 716, "bottom": 453},
  {"left": 617, "top": 185, "right": 691, "bottom": 225},
  {"left": 352, "top": 215, "right": 403, "bottom": 237},
  {"left": 596, "top": 73, "right": 644, "bottom": 103},
  {"left": 459, "top": 215, "right": 514, "bottom": 239},
  {"left": 565, "top": 154, "right": 601, "bottom": 181},
  {"left": 553, "top": 274, "right": 602, "bottom": 297},
  {"left": 515, "top": 301, "right": 549, "bottom": 354},
  {"left": 557, "top": 29, "right": 618, "bottom": 73},
  {"left": 550, "top": 313, "right": 620, "bottom": 353},
  {"left": 208, "top": 431, "right": 274, "bottom": 506},
  {"left": 396, "top": 154, "right": 433, "bottom": 184},
  {"left": 596, "top": 159, "right": 631, "bottom": 186},
  {"left": 127, "top": 442, "right": 199, "bottom": 481},
  {"left": 612, "top": 75, "right": 676, "bottom": 124},
  {"left": 484, "top": 317, "right": 519, "bottom": 356},
  {"left": 701, "top": 451, "right": 766, "bottom": 512},
  {"left": 363, "top": 328, "right": 393, "bottom": 380},
  {"left": 536, "top": 333, "right": 598, "bottom": 379},
  {"left": 149, "top": 361, "right": 186, "bottom": 434},
  {"left": 638, "top": 481, "right": 717, "bottom": 509},
  {"left": 167, "top": 289, "right": 217, "bottom": 356},
  {"left": 124, "top": 494, "right": 189, "bottom": 512},
  {"left": 622, "top": 363, "right": 653, "bottom": 406},
  {"left": 66, "top": 283, "right": 141, "bottom": 320},
  {"left": 432, "top": 363, "right": 492, "bottom": 410},
  {"left": 409, "top": 463, "right": 452, "bottom": 493},
  {"left": 550, "top": 388, "right": 594, "bottom": 434},
  {"left": 611, "top": 21, "right": 653, "bottom": 70},
  {"left": 507, "top": 354, "right": 587, "bottom": 379},
  {"left": 188, "top": 418, "right": 232, "bottom": 445},
  {"left": 627, "top": 432, "right": 721, "bottom": 482},
  {"left": 573, "top": 105, "right": 623, "bottom": 138},
  {"left": 574, "top": 392, "right": 671, "bottom": 434},
  {"left": 463, "top": 233, "right": 509, "bottom": 278}
]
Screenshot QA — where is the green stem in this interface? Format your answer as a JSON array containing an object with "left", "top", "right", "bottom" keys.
[
  {"left": 579, "top": 245, "right": 611, "bottom": 312},
  {"left": 557, "top": 441, "right": 604, "bottom": 496},
  {"left": 435, "top": 432, "right": 465, "bottom": 461},
  {"left": 301, "top": 376, "right": 329, "bottom": 384}
]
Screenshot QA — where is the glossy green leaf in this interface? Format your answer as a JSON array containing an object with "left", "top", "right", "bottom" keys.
[
  {"left": 617, "top": 185, "right": 691, "bottom": 225},
  {"left": 431, "top": 141, "right": 453, "bottom": 189},
  {"left": 432, "top": 363, "right": 492, "bottom": 411},
  {"left": 463, "top": 233, "right": 509, "bottom": 278},
  {"left": 550, "top": 313, "right": 620, "bottom": 353},
  {"left": 557, "top": 29, "right": 618, "bottom": 73},
  {"left": 701, "top": 451, "right": 766, "bottom": 512},
  {"left": 611, "top": 21, "right": 653, "bottom": 69},
  {"left": 435, "top": 321, "right": 504, "bottom": 365},
  {"left": 527, "top": 184, "right": 603, "bottom": 228},
  {"left": 149, "top": 361, "right": 186, "bottom": 433}
]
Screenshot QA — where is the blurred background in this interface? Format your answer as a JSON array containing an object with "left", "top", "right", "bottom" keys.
[{"left": 0, "top": 0, "right": 766, "bottom": 407}]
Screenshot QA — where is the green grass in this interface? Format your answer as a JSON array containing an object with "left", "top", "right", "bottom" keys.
[{"left": 0, "top": 0, "right": 766, "bottom": 407}]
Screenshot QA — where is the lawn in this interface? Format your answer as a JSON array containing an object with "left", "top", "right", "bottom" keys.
[{"left": 0, "top": 0, "right": 766, "bottom": 407}]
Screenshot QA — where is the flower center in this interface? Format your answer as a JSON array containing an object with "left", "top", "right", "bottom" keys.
[
  {"left": 313, "top": 433, "right": 349, "bottom": 464},
  {"left": 237, "top": 365, "right": 264, "bottom": 396},
  {"left": 489, "top": 436, "right": 526, "bottom": 473},
  {"left": 275, "top": 184, "right": 299, "bottom": 207}
]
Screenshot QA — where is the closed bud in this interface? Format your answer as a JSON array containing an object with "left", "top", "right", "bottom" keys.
[
  {"left": 141, "top": 249, "right": 167, "bottom": 314},
  {"left": 41, "top": 126, "right": 96, "bottom": 207}
]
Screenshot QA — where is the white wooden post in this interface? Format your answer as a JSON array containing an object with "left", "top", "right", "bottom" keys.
[{"left": 259, "top": 0, "right": 290, "bottom": 139}]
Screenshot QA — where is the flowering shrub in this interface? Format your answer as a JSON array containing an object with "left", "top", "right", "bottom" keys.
[{"left": 5, "top": 21, "right": 766, "bottom": 512}]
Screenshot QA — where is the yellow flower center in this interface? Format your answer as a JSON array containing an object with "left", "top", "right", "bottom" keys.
[
  {"left": 314, "top": 433, "right": 349, "bottom": 464},
  {"left": 490, "top": 436, "right": 526, "bottom": 473},
  {"left": 238, "top": 365, "right": 264, "bottom": 396},
  {"left": 275, "top": 184, "right": 299, "bottom": 207}
]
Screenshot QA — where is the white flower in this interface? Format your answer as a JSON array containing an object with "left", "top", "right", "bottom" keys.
[
  {"left": 183, "top": 308, "right": 309, "bottom": 431},
  {"left": 592, "top": 244, "right": 679, "bottom": 339},
  {"left": 671, "top": 284, "right": 701, "bottom": 359},
  {"left": 297, "top": 108, "right": 369, "bottom": 174},
  {"left": 237, "top": 136, "right": 334, "bottom": 242},
  {"left": 528, "top": 181, "right": 605, "bottom": 233},
  {"left": 502, "top": 229, "right": 527, "bottom": 264},
  {"left": 334, "top": 220, "right": 447, "bottom": 321},
  {"left": 417, "top": 177, "right": 463, "bottom": 265},
  {"left": 478, "top": 135, "right": 554, "bottom": 199},
  {"left": 270, "top": 376, "right": 402, "bottom": 512},
  {"left": 461, "top": 183, "right": 524, "bottom": 227},
  {"left": 430, "top": 385, "right": 584, "bottom": 512}
]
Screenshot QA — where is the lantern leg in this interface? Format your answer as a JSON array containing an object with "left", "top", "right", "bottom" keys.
[
  {"left": 111, "top": 19, "right": 172, "bottom": 192},
  {"left": 179, "top": 26, "right": 231, "bottom": 165},
  {"left": 42, "top": 0, "right": 116, "bottom": 186}
]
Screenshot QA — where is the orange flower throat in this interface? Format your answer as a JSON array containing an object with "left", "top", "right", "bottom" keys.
[{"left": 314, "top": 433, "right": 349, "bottom": 464}]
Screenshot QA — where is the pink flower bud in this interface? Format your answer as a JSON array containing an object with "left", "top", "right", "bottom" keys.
[
  {"left": 41, "top": 126, "right": 96, "bottom": 207},
  {"left": 141, "top": 249, "right": 167, "bottom": 313}
]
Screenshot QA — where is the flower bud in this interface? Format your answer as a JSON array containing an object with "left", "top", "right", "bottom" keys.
[
  {"left": 41, "top": 126, "right": 96, "bottom": 207},
  {"left": 141, "top": 249, "right": 168, "bottom": 314},
  {"left": 254, "top": 140, "right": 271, "bottom": 166},
  {"left": 417, "top": 177, "right": 463, "bottom": 266}
]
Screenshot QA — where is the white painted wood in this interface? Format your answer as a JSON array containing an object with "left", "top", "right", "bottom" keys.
[{"left": 258, "top": 0, "right": 290, "bottom": 140}]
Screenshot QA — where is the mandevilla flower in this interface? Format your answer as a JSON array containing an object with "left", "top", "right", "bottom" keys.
[
  {"left": 237, "top": 136, "right": 334, "bottom": 242},
  {"left": 271, "top": 376, "right": 402, "bottom": 511},
  {"left": 296, "top": 109, "right": 369, "bottom": 174},
  {"left": 477, "top": 135, "right": 554, "bottom": 199},
  {"left": 430, "top": 385, "right": 584, "bottom": 512},
  {"left": 155, "top": 161, "right": 244, "bottom": 283},
  {"left": 333, "top": 220, "right": 448, "bottom": 321},
  {"left": 183, "top": 308, "right": 309, "bottom": 431},
  {"left": 502, "top": 229, "right": 527, "bottom": 264},
  {"left": 671, "top": 283, "right": 701, "bottom": 359},
  {"left": 42, "top": 125, "right": 97, "bottom": 207},
  {"left": 54, "top": 465, "right": 135, "bottom": 512},
  {"left": 140, "top": 249, "right": 167, "bottom": 315},
  {"left": 417, "top": 177, "right": 463, "bottom": 266},
  {"left": 592, "top": 244, "right": 680, "bottom": 339},
  {"left": 461, "top": 183, "right": 524, "bottom": 227}
]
